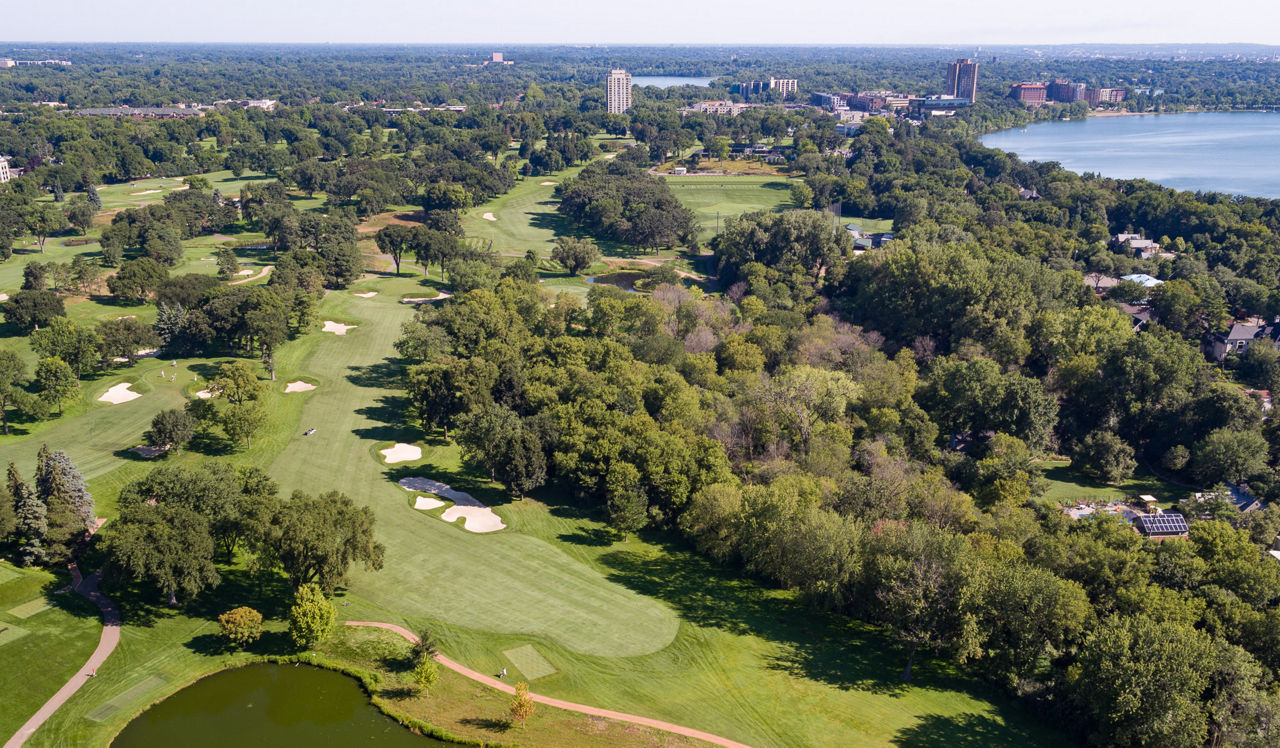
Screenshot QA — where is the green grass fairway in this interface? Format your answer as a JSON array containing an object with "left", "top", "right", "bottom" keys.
[
  {"left": 664, "top": 176, "right": 796, "bottom": 240},
  {"left": 460, "top": 174, "right": 584, "bottom": 257},
  {"left": 503, "top": 644, "right": 557, "bottom": 680},
  {"left": 7, "top": 597, "right": 52, "bottom": 619},
  {"left": 0, "top": 564, "right": 102, "bottom": 739},
  {"left": 1039, "top": 460, "right": 1189, "bottom": 507}
]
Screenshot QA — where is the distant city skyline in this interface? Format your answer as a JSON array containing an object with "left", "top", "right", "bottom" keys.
[{"left": 4, "top": 0, "right": 1279, "bottom": 45}]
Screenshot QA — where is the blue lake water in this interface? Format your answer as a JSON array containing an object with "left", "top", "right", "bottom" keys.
[
  {"left": 631, "top": 75, "right": 713, "bottom": 88},
  {"left": 980, "top": 112, "right": 1280, "bottom": 198}
]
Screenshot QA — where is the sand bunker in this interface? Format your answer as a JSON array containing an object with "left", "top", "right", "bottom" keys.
[
  {"left": 236, "top": 268, "right": 254, "bottom": 276},
  {"left": 380, "top": 443, "right": 422, "bottom": 463},
  {"left": 353, "top": 291, "right": 377, "bottom": 298},
  {"left": 130, "top": 189, "right": 162, "bottom": 195},
  {"left": 284, "top": 381, "right": 316, "bottom": 393},
  {"left": 195, "top": 389, "right": 213, "bottom": 399},
  {"left": 401, "top": 291, "right": 451, "bottom": 304},
  {"left": 0, "top": 294, "right": 9, "bottom": 302},
  {"left": 322, "top": 321, "right": 356, "bottom": 335},
  {"left": 99, "top": 383, "right": 141, "bottom": 404},
  {"left": 539, "top": 181, "right": 558, "bottom": 186},
  {"left": 413, "top": 495, "right": 446, "bottom": 511},
  {"left": 130, "top": 444, "right": 169, "bottom": 459},
  {"left": 482, "top": 212, "right": 497, "bottom": 221},
  {"left": 398, "top": 477, "right": 505, "bottom": 533}
]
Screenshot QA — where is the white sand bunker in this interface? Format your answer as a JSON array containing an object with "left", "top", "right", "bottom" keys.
[
  {"left": 323, "top": 321, "right": 356, "bottom": 335},
  {"left": 0, "top": 294, "right": 8, "bottom": 302},
  {"left": 401, "top": 297, "right": 432, "bottom": 304},
  {"left": 130, "top": 189, "right": 162, "bottom": 195},
  {"left": 413, "top": 495, "right": 446, "bottom": 511},
  {"left": 195, "top": 389, "right": 213, "bottom": 399},
  {"left": 353, "top": 291, "right": 377, "bottom": 298},
  {"left": 482, "top": 212, "right": 497, "bottom": 221},
  {"left": 284, "top": 381, "right": 316, "bottom": 393},
  {"left": 99, "top": 383, "right": 141, "bottom": 404},
  {"left": 130, "top": 444, "right": 169, "bottom": 459},
  {"left": 398, "top": 477, "right": 505, "bottom": 533},
  {"left": 380, "top": 442, "right": 422, "bottom": 463},
  {"left": 539, "top": 181, "right": 557, "bottom": 186},
  {"left": 236, "top": 268, "right": 254, "bottom": 276}
]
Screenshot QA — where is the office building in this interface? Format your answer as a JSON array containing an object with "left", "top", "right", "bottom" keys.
[
  {"left": 0, "top": 156, "right": 10, "bottom": 184},
  {"left": 946, "top": 58, "right": 979, "bottom": 102},
  {"left": 1010, "top": 83, "right": 1047, "bottom": 106},
  {"left": 606, "top": 68, "right": 632, "bottom": 114},
  {"left": 854, "top": 91, "right": 910, "bottom": 111}
]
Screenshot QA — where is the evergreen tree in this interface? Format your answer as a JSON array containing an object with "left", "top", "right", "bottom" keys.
[
  {"left": 52, "top": 179, "right": 64, "bottom": 203},
  {"left": 9, "top": 463, "right": 46, "bottom": 566},
  {"left": 86, "top": 183, "right": 102, "bottom": 210},
  {"left": 35, "top": 446, "right": 95, "bottom": 562}
]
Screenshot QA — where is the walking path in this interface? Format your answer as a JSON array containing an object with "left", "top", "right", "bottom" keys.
[
  {"left": 228, "top": 265, "right": 273, "bottom": 285},
  {"left": 5, "top": 566, "right": 121, "bottom": 748},
  {"left": 345, "top": 621, "right": 750, "bottom": 748}
]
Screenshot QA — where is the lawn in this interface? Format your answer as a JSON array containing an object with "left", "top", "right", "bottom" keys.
[
  {"left": 458, "top": 172, "right": 588, "bottom": 258},
  {"left": 1038, "top": 459, "right": 1190, "bottom": 508},
  {"left": 664, "top": 176, "right": 797, "bottom": 241},
  {"left": 0, "top": 562, "right": 103, "bottom": 739}
]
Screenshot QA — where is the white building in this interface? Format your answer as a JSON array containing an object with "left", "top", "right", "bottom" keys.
[
  {"left": 606, "top": 69, "right": 632, "bottom": 114},
  {"left": 769, "top": 78, "right": 798, "bottom": 96},
  {"left": 0, "top": 156, "right": 11, "bottom": 184}
]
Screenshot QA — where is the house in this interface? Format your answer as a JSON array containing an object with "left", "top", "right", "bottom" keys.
[
  {"left": 1134, "top": 512, "right": 1189, "bottom": 540},
  {"left": 1116, "top": 303, "right": 1152, "bottom": 331},
  {"left": 1083, "top": 272, "right": 1120, "bottom": 294},
  {"left": 1017, "top": 187, "right": 1041, "bottom": 200},
  {"left": 1138, "top": 495, "right": 1159, "bottom": 511},
  {"left": 1243, "top": 389, "right": 1273, "bottom": 411},
  {"left": 1121, "top": 273, "right": 1163, "bottom": 288},
  {"left": 1204, "top": 321, "right": 1280, "bottom": 362},
  {"left": 0, "top": 156, "right": 10, "bottom": 184},
  {"left": 1113, "top": 232, "right": 1168, "bottom": 259}
]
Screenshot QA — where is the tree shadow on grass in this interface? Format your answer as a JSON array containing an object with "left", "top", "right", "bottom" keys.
[
  {"left": 345, "top": 360, "right": 406, "bottom": 390},
  {"left": 598, "top": 543, "right": 934, "bottom": 696},
  {"left": 557, "top": 527, "right": 615, "bottom": 547},
  {"left": 458, "top": 717, "right": 513, "bottom": 733},
  {"left": 382, "top": 462, "right": 512, "bottom": 509},
  {"left": 353, "top": 396, "right": 417, "bottom": 444},
  {"left": 892, "top": 712, "right": 1049, "bottom": 748}
]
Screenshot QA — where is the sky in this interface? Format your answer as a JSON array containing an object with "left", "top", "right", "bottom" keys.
[{"left": 6, "top": 0, "right": 1280, "bottom": 46}]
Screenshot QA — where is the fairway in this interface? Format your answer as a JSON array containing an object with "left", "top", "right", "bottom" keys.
[
  {"left": 503, "top": 644, "right": 558, "bottom": 680},
  {"left": 665, "top": 176, "right": 796, "bottom": 240}
]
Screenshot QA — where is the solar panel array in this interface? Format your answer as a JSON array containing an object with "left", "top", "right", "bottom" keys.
[{"left": 1138, "top": 513, "right": 1188, "bottom": 535}]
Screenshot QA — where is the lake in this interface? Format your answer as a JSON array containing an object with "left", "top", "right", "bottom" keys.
[
  {"left": 981, "top": 112, "right": 1280, "bottom": 198},
  {"left": 112, "top": 664, "right": 445, "bottom": 747},
  {"left": 631, "top": 75, "right": 713, "bottom": 88}
]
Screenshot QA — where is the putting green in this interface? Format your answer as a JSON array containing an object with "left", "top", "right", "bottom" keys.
[
  {"left": 267, "top": 286, "right": 680, "bottom": 658},
  {"left": 503, "top": 644, "right": 557, "bottom": 680}
]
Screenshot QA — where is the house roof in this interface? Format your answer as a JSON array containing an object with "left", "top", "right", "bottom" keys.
[
  {"left": 1136, "top": 512, "right": 1188, "bottom": 536},
  {"left": 1121, "top": 274, "right": 1164, "bottom": 288}
]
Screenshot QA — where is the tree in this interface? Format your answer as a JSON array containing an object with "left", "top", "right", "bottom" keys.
[
  {"left": 412, "top": 658, "right": 440, "bottom": 695},
  {"left": 36, "top": 446, "right": 95, "bottom": 563},
  {"left": 34, "top": 357, "right": 78, "bottom": 416},
  {"left": 374, "top": 224, "right": 413, "bottom": 276},
  {"left": 1069, "top": 614, "right": 1215, "bottom": 747},
  {"left": 211, "top": 360, "right": 266, "bottom": 405},
  {"left": 495, "top": 427, "right": 546, "bottom": 498},
  {"left": 86, "top": 184, "right": 102, "bottom": 210},
  {"left": 550, "top": 236, "right": 601, "bottom": 276},
  {"left": 107, "top": 257, "right": 169, "bottom": 301},
  {"left": 509, "top": 682, "right": 535, "bottom": 728},
  {"left": 1073, "top": 430, "right": 1137, "bottom": 484},
  {"left": 288, "top": 582, "right": 334, "bottom": 649},
  {"left": 0, "top": 351, "right": 31, "bottom": 436},
  {"left": 2, "top": 290, "right": 66, "bottom": 331},
  {"left": 98, "top": 317, "right": 161, "bottom": 367},
  {"left": 605, "top": 462, "right": 649, "bottom": 540},
  {"left": 9, "top": 463, "right": 46, "bottom": 566},
  {"left": 790, "top": 182, "right": 815, "bottom": 209},
  {"left": 146, "top": 408, "right": 194, "bottom": 453},
  {"left": 26, "top": 204, "right": 68, "bottom": 253},
  {"left": 974, "top": 562, "right": 1091, "bottom": 686},
  {"left": 411, "top": 628, "right": 439, "bottom": 665},
  {"left": 30, "top": 317, "right": 101, "bottom": 378},
  {"left": 65, "top": 197, "right": 94, "bottom": 236},
  {"left": 455, "top": 404, "right": 520, "bottom": 481},
  {"left": 269, "top": 490, "right": 385, "bottom": 593},
  {"left": 221, "top": 401, "right": 267, "bottom": 449},
  {"left": 218, "top": 606, "right": 264, "bottom": 650},
  {"left": 104, "top": 503, "right": 220, "bottom": 604},
  {"left": 1193, "top": 428, "right": 1269, "bottom": 485},
  {"left": 215, "top": 248, "right": 239, "bottom": 280}
]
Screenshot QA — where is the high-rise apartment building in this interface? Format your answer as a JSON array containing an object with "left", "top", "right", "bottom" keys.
[
  {"left": 1010, "top": 83, "right": 1048, "bottom": 106},
  {"left": 1048, "top": 79, "right": 1086, "bottom": 103},
  {"left": 0, "top": 156, "right": 10, "bottom": 184},
  {"left": 945, "top": 58, "right": 979, "bottom": 102},
  {"left": 769, "top": 78, "right": 797, "bottom": 97},
  {"left": 606, "top": 69, "right": 632, "bottom": 114}
]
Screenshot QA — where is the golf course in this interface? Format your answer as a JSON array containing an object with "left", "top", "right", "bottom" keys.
[{"left": 0, "top": 166, "right": 1064, "bottom": 748}]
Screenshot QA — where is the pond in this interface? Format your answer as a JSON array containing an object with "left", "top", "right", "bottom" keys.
[{"left": 113, "top": 663, "right": 446, "bottom": 747}]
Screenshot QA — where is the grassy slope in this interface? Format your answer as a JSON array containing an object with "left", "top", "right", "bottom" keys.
[{"left": 663, "top": 176, "right": 795, "bottom": 241}]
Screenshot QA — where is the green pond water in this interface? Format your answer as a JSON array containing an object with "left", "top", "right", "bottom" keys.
[{"left": 112, "top": 663, "right": 446, "bottom": 746}]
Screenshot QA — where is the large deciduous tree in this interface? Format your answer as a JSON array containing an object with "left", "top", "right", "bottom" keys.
[{"left": 269, "top": 490, "right": 385, "bottom": 593}]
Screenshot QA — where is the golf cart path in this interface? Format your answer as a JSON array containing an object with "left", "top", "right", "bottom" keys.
[
  {"left": 5, "top": 566, "right": 121, "bottom": 748},
  {"left": 345, "top": 621, "right": 750, "bottom": 748}
]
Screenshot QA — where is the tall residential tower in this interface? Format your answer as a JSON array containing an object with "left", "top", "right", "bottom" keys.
[
  {"left": 945, "top": 58, "right": 979, "bottom": 102},
  {"left": 606, "top": 68, "right": 632, "bottom": 114}
]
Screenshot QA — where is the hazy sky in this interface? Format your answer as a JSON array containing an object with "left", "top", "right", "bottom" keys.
[{"left": 7, "top": 0, "right": 1280, "bottom": 45}]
